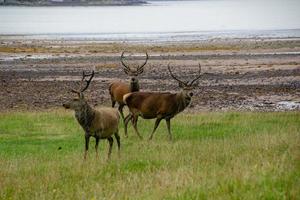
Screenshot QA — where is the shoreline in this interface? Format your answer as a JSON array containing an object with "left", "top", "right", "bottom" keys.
[{"left": 1, "top": 29, "right": 300, "bottom": 44}]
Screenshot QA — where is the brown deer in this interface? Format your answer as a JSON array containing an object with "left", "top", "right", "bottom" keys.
[
  {"left": 63, "top": 71, "right": 120, "bottom": 160},
  {"left": 109, "top": 51, "right": 148, "bottom": 126},
  {"left": 123, "top": 64, "right": 202, "bottom": 140}
]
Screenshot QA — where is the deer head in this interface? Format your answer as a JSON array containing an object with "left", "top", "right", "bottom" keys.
[
  {"left": 168, "top": 63, "right": 201, "bottom": 101},
  {"left": 120, "top": 51, "right": 148, "bottom": 88},
  {"left": 63, "top": 70, "right": 94, "bottom": 110}
]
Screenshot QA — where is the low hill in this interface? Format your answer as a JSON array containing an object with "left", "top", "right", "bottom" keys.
[{"left": 0, "top": 0, "right": 147, "bottom": 6}]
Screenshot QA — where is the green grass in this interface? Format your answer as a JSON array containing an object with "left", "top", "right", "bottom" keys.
[{"left": 0, "top": 110, "right": 299, "bottom": 199}]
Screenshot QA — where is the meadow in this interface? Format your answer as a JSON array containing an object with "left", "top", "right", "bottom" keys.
[{"left": 0, "top": 110, "right": 299, "bottom": 199}]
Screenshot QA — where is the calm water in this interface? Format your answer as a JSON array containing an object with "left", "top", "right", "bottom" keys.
[{"left": 0, "top": 0, "right": 300, "bottom": 41}]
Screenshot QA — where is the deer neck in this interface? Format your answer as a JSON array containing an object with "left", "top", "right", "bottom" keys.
[
  {"left": 176, "top": 91, "right": 191, "bottom": 113},
  {"left": 130, "top": 79, "right": 140, "bottom": 92},
  {"left": 75, "top": 102, "right": 95, "bottom": 131}
]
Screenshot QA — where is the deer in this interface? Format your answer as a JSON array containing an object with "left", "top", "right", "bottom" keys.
[
  {"left": 123, "top": 63, "right": 202, "bottom": 140},
  {"left": 63, "top": 71, "right": 120, "bottom": 160},
  {"left": 109, "top": 51, "right": 148, "bottom": 127}
]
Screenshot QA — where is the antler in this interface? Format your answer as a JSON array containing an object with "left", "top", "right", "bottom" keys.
[
  {"left": 168, "top": 63, "right": 202, "bottom": 87},
  {"left": 120, "top": 51, "right": 132, "bottom": 75},
  {"left": 120, "top": 51, "right": 148, "bottom": 76},
  {"left": 71, "top": 70, "right": 95, "bottom": 94},
  {"left": 80, "top": 71, "right": 94, "bottom": 92},
  {"left": 167, "top": 63, "right": 188, "bottom": 87},
  {"left": 188, "top": 63, "right": 202, "bottom": 86},
  {"left": 135, "top": 52, "right": 148, "bottom": 75}
]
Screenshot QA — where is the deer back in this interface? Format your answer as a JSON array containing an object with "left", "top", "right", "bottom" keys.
[
  {"left": 90, "top": 107, "right": 120, "bottom": 138},
  {"left": 109, "top": 82, "right": 131, "bottom": 103},
  {"left": 123, "top": 92, "right": 186, "bottom": 119}
]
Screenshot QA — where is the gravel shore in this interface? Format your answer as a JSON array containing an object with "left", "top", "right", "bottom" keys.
[{"left": 0, "top": 37, "right": 299, "bottom": 111}]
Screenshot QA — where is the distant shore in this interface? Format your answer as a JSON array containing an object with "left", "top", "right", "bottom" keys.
[
  {"left": 0, "top": 0, "right": 147, "bottom": 7},
  {"left": 1, "top": 29, "right": 300, "bottom": 44}
]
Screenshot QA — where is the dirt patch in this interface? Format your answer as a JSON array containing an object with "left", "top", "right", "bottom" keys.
[{"left": 0, "top": 38, "right": 300, "bottom": 112}]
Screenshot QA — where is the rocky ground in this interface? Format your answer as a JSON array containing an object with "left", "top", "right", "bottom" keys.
[{"left": 0, "top": 37, "right": 299, "bottom": 112}]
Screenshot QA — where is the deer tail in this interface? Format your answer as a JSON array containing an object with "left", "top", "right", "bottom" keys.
[{"left": 123, "top": 93, "right": 132, "bottom": 105}]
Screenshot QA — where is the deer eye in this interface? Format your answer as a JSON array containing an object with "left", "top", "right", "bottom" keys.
[{"left": 189, "top": 92, "right": 194, "bottom": 97}]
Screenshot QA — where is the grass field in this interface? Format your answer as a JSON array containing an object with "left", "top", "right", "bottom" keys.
[{"left": 0, "top": 110, "right": 299, "bottom": 199}]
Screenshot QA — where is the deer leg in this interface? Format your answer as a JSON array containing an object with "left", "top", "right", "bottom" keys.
[
  {"left": 111, "top": 99, "right": 116, "bottom": 108},
  {"left": 107, "top": 137, "right": 114, "bottom": 161},
  {"left": 114, "top": 132, "right": 121, "bottom": 158},
  {"left": 84, "top": 134, "right": 90, "bottom": 160},
  {"left": 166, "top": 118, "right": 173, "bottom": 141},
  {"left": 95, "top": 137, "right": 100, "bottom": 159},
  {"left": 148, "top": 117, "right": 163, "bottom": 140},
  {"left": 118, "top": 104, "right": 125, "bottom": 122},
  {"left": 124, "top": 113, "right": 133, "bottom": 137},
  {"left": 132, "top": 115, "right": 143, "bottom": 140}
]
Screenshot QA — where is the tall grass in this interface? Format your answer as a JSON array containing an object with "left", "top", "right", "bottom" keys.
[{"left": 0, "top": 110, "right": 299, "bottom": 199}]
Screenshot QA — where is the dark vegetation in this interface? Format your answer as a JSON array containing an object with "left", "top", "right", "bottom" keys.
[{"left": 0, "top": 0, "right": 146, "bottom": 6}]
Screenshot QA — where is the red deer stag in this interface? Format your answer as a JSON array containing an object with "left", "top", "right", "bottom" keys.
[
  {"left": 123, "top": 64, "right": 202, "bottom": 140},
  {"left": 109, "top": 51, "right": 148, "bottom": 125},
  {"left": 63, "top": 71, "right": 120, "bottom": 160}
]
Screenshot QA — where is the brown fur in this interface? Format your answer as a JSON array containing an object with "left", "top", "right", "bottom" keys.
[
  {"left": 63, "top": 71, "right": 120, "bottom": 160},
  {"left": 121, "top": 63, "right": 202, "bottom": 140},
  {"left": 123, "top": 89, "right": 193, "bottom": 140},
  {"left": 90, "top": 107, "right": 120, "bottom": 138},
  {"left": 63, "top": 97, "right": 120, "bottom": 160},
  {"left": 109, "top": 52, "right": 148, "bottom": 129},
  {"left": 109, "top": 81, "right": 137, "bottom": 127},
  {"left": 109, "top": 81, "right": 131, "bottom": 107}
]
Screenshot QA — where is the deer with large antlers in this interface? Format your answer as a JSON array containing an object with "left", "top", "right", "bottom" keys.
[
  {"left": 63, "top": 71, "right": 120, "bottom": 160},
  {"left": 123, "top": 64, "right": 202, "bottom": 140},
  {"left": 109, "top": 51, "right": 148, "bottom": 126}
]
